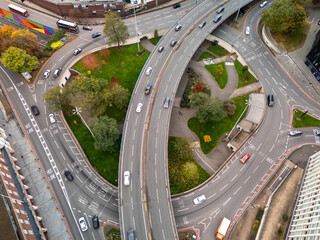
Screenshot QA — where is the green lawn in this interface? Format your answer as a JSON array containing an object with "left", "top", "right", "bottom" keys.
[
  {"left": 73, "top": 44, "right": 150, "bottom": 93},
  {"left": 205, "top": 62, "right": 228, "bottom": 89},
  {"left": 149, "top": 37, "right": 161, "bottom": 46},
  {"left": 207, "top": 45, "right": 228, "bottom": 56},
  {"left": 64, "top": 111, "right": 120, "bottom": 186},
  {"left": 188, "top": 95, "right": 249, "bottom": 154},
  {"left": 168, "top": 137, "right": 210, "bottom": 194},
  {"left": 234, "top": 60, "right": 256, "bottom": 88},
  {"left": 197, "top": 52, "right": 216, "bottom": 61},
  {"left": 292, "top": 110, "right": 320, "bottom": 128}
]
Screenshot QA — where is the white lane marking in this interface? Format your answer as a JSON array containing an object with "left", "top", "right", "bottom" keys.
[
  {"left": 234, "top": 186, "right": 241, "bottom": 195},
  {"left": 244, "top": 176, "right": 250, "bottom": 184},
  {"left": 269, "top": 144, "right": 274, "bottom": 153},
  {"left": 240, "top": 164, "right": 246, "bottom": 171},
  {"left": 231, "top": 174, "right": 238, "bottom": 182},
  {"left": 159, "top": 208, "right": 162, "bottom": 223},
  {"left": 253, "top": 166, "right": 259, "bottom": 173},
  {"left": 220, "top": 184, "right": 228, "bottom": 191},
  {"left": 223, "top": 197, "right": 231, "bottom": 206}
]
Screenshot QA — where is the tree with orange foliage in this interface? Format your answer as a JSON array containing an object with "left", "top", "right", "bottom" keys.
[
  {"left": 193, "top": 82, "right": 206, "bottom": 93},
  {"left": 82, "top": 53, "right": 99, "bottom": 70},
  {"left": 1, "top": 26, "right": 15, "bottom": 38}
]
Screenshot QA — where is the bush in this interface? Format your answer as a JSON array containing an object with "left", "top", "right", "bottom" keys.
[
  {"left": 282, "top": 213, "right": 289, "bottom": 222},
  {"left": 277, "top": 227, "right": 283, "bottom": 236},
  {"left": 256, "top": 208, "right": 264, "bottom": 221},
  {"left": 44, "top": 29, "right": 65, "bottom": 51}
]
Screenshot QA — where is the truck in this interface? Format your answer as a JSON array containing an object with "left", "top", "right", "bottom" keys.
[{"left": 216, "top": 217, "right": 231, "bottom": 239}]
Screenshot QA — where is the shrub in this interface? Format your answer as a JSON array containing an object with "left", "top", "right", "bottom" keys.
[
  {"left": 44, "top": 29, "right": 65, "bottom": 51},
  {"left": 282, "top": 214, "right": 289, "bottom": 222},
  {"left": 277, "top": 227, "right": 283, "bottom": 236}
]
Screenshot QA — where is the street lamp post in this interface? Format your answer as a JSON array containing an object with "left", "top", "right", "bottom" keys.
[
  {"left": 72, "top": 107, "right": 95, "bottom": 138},
  {"left": 133, "top": 4, "right": 140, "bottom": 54},
  {"left": 226, "top": 99, "right": 250, "bottom": 140}
]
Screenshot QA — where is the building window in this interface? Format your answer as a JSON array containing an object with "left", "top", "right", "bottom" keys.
[{"left": 81, "top": 4, "right": 89, "bottom": 9}]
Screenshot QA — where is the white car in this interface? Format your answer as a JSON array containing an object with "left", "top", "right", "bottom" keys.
[
  {"left": 245, "top": 27, "right": 250, "bottom": 35},
  {"left": 124, "top": 171, "right": 130, "bottom": 186},
  {"left": 79, "top": 217, "right": 88, "bottom": 231},
  {"left": 289, "top": 130, "right": 302, "bottom": 136},
  {"left": 193, "top": 194, "right": 206, "bottom": 205},
  {"left": 260, "top": 1, "right": 267, "bottom": 7},
  {"left": 145, "top": 67, "right": 152, "bottom": 76},
  {"left": 49, "top": 114, "right": 56, "bottom": 124},
  {"left": 136, "top": 103, "right": 143, "bottom": 113},
  {"left": 43, "top": 70, "right": 51, "bottom": 79}
]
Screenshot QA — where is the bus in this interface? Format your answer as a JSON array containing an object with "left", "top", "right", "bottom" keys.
[
  {"left": 56, "top": 19, "right": 79, "bottom": 33},
  {"left": 216, "top": 217, "right": 231, "bottom": 239},
  {"left": 8, "top": 4, "right": 29, "bottom": 17}
]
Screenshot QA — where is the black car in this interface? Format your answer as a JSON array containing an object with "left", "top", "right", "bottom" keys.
[
  {"left": 173, "top": 3, "right": 181, "bottom": 9},
  {"left": 64, "top": 171, "right": 74, "bottom": 181},
  {"left": 92, "top": 215, "right": 99, "bottom": 229},
  {"left": 145, "top": 84, "right": 152, "bottom": 95},
  {"left": 170, "top": 40, "right": 177, "bottom": 47},
  {"left": 92, "top": 32, "right": 102, "bottom": 38},
  {"left": 31, "top": 105, "right": 40, "bottom": 116}
]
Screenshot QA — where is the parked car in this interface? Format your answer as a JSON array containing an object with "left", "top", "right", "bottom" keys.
[
  {"left": 193, "top": 194, "right": 206, "bottom": 205},
  {"left": 175, "top": 24, "right": 182, "bottom": 31},
  {"left": 158, "top": 46, "right": 165, "bottom": 52},
  {"left": 173, "top": 3, "right": 181, "bottom": 9},
  {"left": 83, "top": 26, "right": 93, "bottom": 31},
  {"left": 74, "top": 48, "right": 82, "bottom": 55},
  {"left": 43, "top": 70, "right": 51, "bottom": 79},
  {"left": 145, "top": 84, "right": 152, "bottom": 95},
  {"left": 92, "top": 215, "right": 99, "bottom": 229},
  {"left": 170, "top": 40, "right": 177, "bottom": 47},
  {"left": 145, "top": 67, "right": 152, "bottom": 76},
  {"left": 79, "top": 217, "right": 88, "bottom": 232},
  {"left": 314, "top": 129, "right": 320, "bottom": 135},
  {"left": 54, "top": 68, "right": 62, "bottom": 77},
  {"left": 136, "top": 103, "right": 143, "bottom": 113},
  {"left": 31, "top": 105, "right": 40, "bottom": 116},
  {"left": 64, "top": 170, "right": 73, "bottom": 181},
  {"left": 240, "top": 153, "right": 250, "bottom": 163},
  {"left": 124, "top": 171, "right": 130, "bottom": 186},
  {"left": 216, "top": 6, "right": 224, "bottom": 13},
  {"left": 245, "top": 26, "right": 250, "bottom": 35},
  {"left": 163, "top": 97, "right": 170, "bottom": 109},
  {"left": 49, "top": 113, "right": 56, "bottom": 123},
  {"left": 289, "top": 130, "right": 302, "bottom": 136},
  {"left": 92, "top": 32, "right": 102, "bottom": 38},
  {"left": 260, "top": 1, "right": 267, "bottom": 7}
]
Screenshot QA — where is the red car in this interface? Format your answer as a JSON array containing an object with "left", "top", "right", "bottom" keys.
[{"left": 240, "top": 153, "right": 250, "bottom": 163}]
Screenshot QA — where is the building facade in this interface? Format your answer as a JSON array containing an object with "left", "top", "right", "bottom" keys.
[{"left": 286, "top": 151, "right": 320, "bottom": 239}]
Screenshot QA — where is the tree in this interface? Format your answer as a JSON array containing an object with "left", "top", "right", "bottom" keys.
[
  {"left": 192, "top": 82, "right": 206, "bottom": 93},
  {"left": 215, "top": 64, "right": 223, "bottom": 76},
  {"left": 109, "top": 84, "right": 130, "bottom": 110},
  {"left": 189, "top": 92, "right": 210, "bottom": 108},
  {"left": 242, "top": 65, "right": 248, "bottom": 73},
  {"left": 154, "top": 29, "right": 158, "bottom": 38},
  {"left": 181, "top": 162, "right": 199, "bottom": 184},
  {"left": 197, "top": 97, "right": 227, "bottom": 122},
  {"left": 1, "top": 26, "right": 15, "bottom": 38},
  {"left": 223, "top": 99, "right": 236, "bottom": 116},
  {"left": 1, "top": 46, "right": 39, "bottom": 73},
  {"left": 103, "top": 12, "right": 129, "bottom": 48},
  {"left": 89, "top": 115, "right": 120, "bottom": 151},
  {"left": 171, "top": 137, "right": 193, "bottom": 161},
  {"left": 262, "top": 0, "right": 306, "bottom": 34},
  {"left": 10, "top": 29, "right": 41, "bottom": 57},
  {"left": 43, "top": 86, "right": 71, "bottom": 112}
]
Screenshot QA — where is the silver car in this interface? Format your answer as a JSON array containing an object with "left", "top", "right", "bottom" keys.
[
  {"left": 163, "top": 97, "right": 170, "bottom": 109},
  {"left": 289, "top": 130, "right": 302, "bottom": 136},
  {"left": 193, "top": 194, "right": 206, "bottom": 205},
  {"left": 43, "top": 70, "right": 51, "bottom": 79}
]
